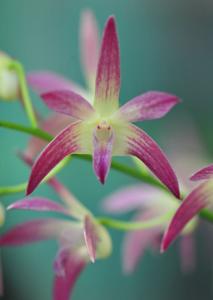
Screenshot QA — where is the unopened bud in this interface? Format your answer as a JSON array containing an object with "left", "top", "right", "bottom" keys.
[{"left": 0, "top": 52, "right": 19, "bottom": 101}]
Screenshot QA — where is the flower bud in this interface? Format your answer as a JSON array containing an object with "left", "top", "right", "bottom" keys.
[{"left": 0, "top": 52, "right": 19, "bottom": 101}]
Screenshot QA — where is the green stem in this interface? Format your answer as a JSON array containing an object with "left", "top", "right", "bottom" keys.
[
  {"left": 9, "top": 61, "right": 37, "bottom": 128},
  {"left": 0, "top": 120, "right": 52, "bottom": 141},
  {"left": 0, "top": 119, "right": 213, "bottom": 224},
  {"left": 0, "top": 183, "right": 27, "bottom": 196},
  {"left": 98, "top": 213, "right": 172, "bottom": 231}
]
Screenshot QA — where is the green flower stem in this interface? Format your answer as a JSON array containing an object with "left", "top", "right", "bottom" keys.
[
  {"left": 0, "top": 119, "right": 213, "bottom": 225},
  {"left": 0, "top": 120, "right": 52, "bottom": 141},
  {"left": 9, "top": 61, "right": 37, "bottom": 128},
  {"left": 0, "top": 183, "right": 27, "bottom": 196},
  {"left": 98, "top": 212, "right": 172, "bottom": 231}
]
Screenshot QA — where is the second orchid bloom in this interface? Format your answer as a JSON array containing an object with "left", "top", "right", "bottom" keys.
[{"left": 27, "top": 16, "right": 180, "bottom": 198}]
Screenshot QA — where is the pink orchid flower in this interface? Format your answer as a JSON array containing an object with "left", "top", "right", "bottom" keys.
[
  {"left": 26, "top": 16, "right": 180, "bottom": 198},
  {"left": 102, "top": 124, "right": 208, "bottom": 274},
  {"left": 161, "top": 165, "right": 213, "bottom": 252},
  {"left": 0, "top": 177, "right": 111, "bottom": 300},
  {"left": 103, "top": 184, "right": 196, "bottom": 274}
]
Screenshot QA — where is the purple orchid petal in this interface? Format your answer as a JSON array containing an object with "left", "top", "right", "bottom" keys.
[
  {"left": 102, "top": 184, "right": 166, "bottom": 214},
  {"left": 118, "top": 91, "right": 180, "bottom": 122},
  {"left": 179, "top": 234, "right": 196, "bottom": 273},
  {"left": 25, "top": 113, "right": 71, "bottom": 160},
  {"left": 190, "top": 164, "right": 213, "bottom": 181},
  {"left": 8, "top": 197, "right": 68, "bottom": 215},
  {"left": 0, "top": 219, "right": 70, "bottom": 245},
  {"left": 94, "top": 16, "right": 120, "bottom": 115},
  {"left": 80, "top": 10, "right": 99, "bottom": 85},
  {"left": 161, "top": 179, "right": 213, "bottom": 251},
  {"left": 126, "top": 124, "right": 180, "bottom": 198},
  {"left": 41, "top": 90, "right": 95, "bottom": 120},
  {"left": 27, "top": 71, "right": 86, "bottom": 96},
  {"left": 122, "top": 211, "right": 161, "bottom": 274},
  {"left": 26, "top": 121, "right": 82, "bottom": 195},
  {"left": 93, "top": 127, "right": 114, "bottom": 184},
  {"left": 83, "top": 215, "right": 97, "bottom": 263},
  {"left": 53, "top": 250, "right": 85, "bottom": 300}
]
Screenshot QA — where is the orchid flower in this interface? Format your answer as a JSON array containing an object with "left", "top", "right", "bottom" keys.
[
  {"left": 26, "top": 16, "right": 180, "bottom": 199},
  {"left": 161, "top": 165, "right": 213, "bottom": 252},
  {"left": 0, "top": 178, "right": 111, "bottom": 300},
  {"left": 0, "top": 52, "right": 19, "bottom": 101},
  {"left": 102, "top": 184, "right": 196, "bottom": 274},
  {"left": 102, "top": 125, "right": 209, "bottom": 274},
  {"left": 27, "top": 9, "right": 99, "bottom": 102}
]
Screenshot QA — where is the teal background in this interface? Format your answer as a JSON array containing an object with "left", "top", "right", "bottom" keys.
[{"left": 1, "top": 0, "right": 213, "bottom": 299}]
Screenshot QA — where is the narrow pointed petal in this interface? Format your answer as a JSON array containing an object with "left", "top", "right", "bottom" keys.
[
  {"left": 27, "top": 71, "right": 87, "bottom": 96},
  {"left": 179, "top": 234, "right": 196, "bottom": 273},
  {"left": 118, "top": 91, "right": 180, "bottom": 122},
  {"left": 41, "top": 90, "right": 95, "bottom": 120},
  {"left": 26, "top": 121, "right": 82, "bottom": 195},
  {"left": 102, "top": 184, "right": 168, "bottom": 214},
  {"left": 190, "top": 164, "right": 213, "bottom": 181},
  {"left": 84, "top": 215, "right": 97, "bottom": 263},
  {"left": 80, "top": 10, "right": 99, "bottom": 86},
  {"left": 93, "top": 128, "right": 114, "bottom": 184},
  {"left": 0, "top": 219, "right": 71, "bottom": 245},
  {"left": 123, "top": 211, "right": 161, "bottom": 274},
  {"left": 94, "top": 16, "right": 120, "bottom": 116},
  {"left": 53, "top": 251, "right": 85, "bottom": 300},
  {"left": 126, "top": 124, "right": 180, "bottom": 198},
  {"left": 8, "top": 197, "right": 68, "bottom": 215},
  {"left": 161, "top": 179, "right": 213, "bottom": 251}
]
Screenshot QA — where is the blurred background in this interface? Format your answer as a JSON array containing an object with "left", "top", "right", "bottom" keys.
[{"left": 1, "top": 0, "right": 213, "bottom": 299}]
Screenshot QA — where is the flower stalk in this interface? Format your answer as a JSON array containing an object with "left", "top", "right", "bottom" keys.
[
  {"left": 98, "top": 212, "right": 173, "bottom": 231},
  {"left": 9, "top": 61, "right": 37, "bottom": 128}
]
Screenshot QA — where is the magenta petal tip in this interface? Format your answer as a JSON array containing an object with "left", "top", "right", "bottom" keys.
[{"left": 190, "top": 164, "right": 213, "bottom": 181}]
